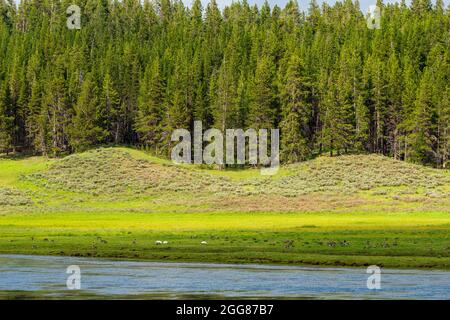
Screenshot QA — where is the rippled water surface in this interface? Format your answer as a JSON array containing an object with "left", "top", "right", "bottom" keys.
[{"left": 0, "top": 254, "right": 448, "bottom": 299}]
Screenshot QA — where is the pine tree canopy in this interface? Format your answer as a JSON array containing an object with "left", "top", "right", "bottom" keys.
[{"left": 0, "top": 0, "right": 448, "bottom": 168}]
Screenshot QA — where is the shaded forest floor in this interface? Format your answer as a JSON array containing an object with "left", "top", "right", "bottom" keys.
[{"left": 0, "top": 147, "right": 449, "bottom": 269}]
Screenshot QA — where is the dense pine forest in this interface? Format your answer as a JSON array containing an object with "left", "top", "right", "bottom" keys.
[{"left": 0, "top": 0, "right": 448, "bottom": 167}]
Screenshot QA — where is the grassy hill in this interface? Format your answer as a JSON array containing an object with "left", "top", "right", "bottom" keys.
[{"left": 0, "top": 147, "right": 449, "bottom": 269}]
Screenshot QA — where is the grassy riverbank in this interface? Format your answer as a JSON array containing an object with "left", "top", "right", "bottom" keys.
[{"left": 0, "top": 147, "right": 449, "bottom": 269}]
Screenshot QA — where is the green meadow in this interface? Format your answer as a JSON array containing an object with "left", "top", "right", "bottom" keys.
[{"left": 0, "top": 147, "right": 449, "bottom": 269}]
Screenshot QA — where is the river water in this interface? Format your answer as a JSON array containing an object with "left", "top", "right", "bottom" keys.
[{"left": 0, "top": 254, "right": 448, "bottom": 299}]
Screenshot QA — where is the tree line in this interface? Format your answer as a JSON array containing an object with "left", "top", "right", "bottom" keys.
[{"left": 0, "top": 0, "right": 448, "bottom": 168}]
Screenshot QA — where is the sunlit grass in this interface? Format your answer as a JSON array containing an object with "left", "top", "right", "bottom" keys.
[
  {"left": 0, "top": 210, "right": 448, "bottom": 269},
  {"left": 0, "top": 147, "right": 449, "bottom": 268}
]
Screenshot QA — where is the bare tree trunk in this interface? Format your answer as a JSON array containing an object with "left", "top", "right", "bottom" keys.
[{"left": 404, "top": 137, "right": 407, "bottom": 162}]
